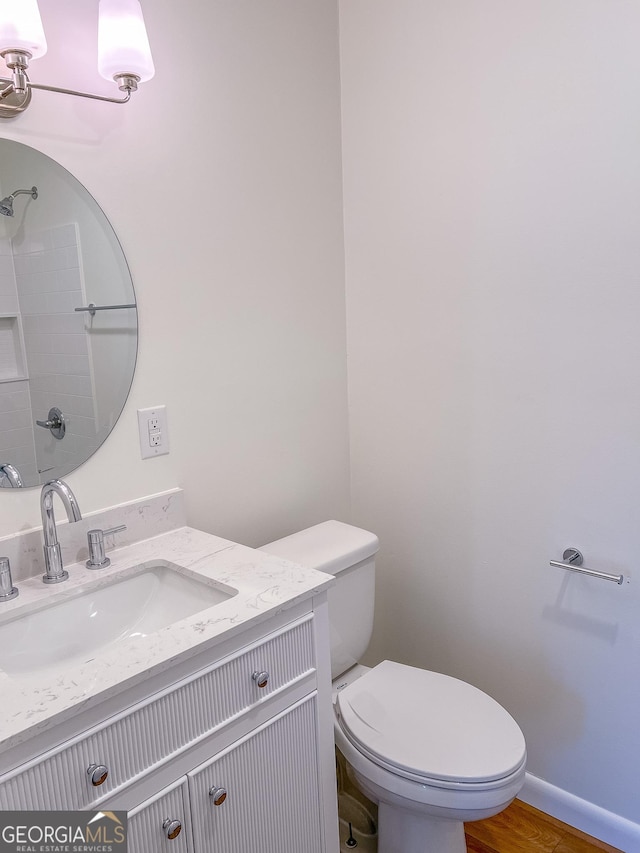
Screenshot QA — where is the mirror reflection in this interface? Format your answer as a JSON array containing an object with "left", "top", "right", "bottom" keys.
[{"left": 0, "top": 139, "right": 137, "bottom": 488}]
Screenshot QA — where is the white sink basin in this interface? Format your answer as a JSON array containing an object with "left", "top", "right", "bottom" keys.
[{"left": 0, "top": 562, "right": 237, "bottom": 677}]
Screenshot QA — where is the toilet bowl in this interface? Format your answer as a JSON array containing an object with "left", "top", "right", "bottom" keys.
[
  {"left": 259, "top": 521, "right": 527, "bottom": 853},
  {"left": 333, "top": 661, "right": 526, "bottom": 852}
]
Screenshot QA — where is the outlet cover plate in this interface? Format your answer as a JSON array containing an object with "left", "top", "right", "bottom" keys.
[{"left": 137, "top": 405, "right": 169, "bottom": 459}]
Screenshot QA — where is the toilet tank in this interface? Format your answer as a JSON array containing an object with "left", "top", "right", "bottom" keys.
[{"left": 259, "top": 520, "right": 379, "bottom": 679}]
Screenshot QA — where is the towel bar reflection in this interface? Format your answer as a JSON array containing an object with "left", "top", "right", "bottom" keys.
[
  {"left": 550, "top": 549, "right": 624, "bottom": 585},
  {"left": 75, "top": 302, "right": 136, "bottom": 317}
]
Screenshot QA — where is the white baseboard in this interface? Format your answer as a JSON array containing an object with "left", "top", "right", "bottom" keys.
[{"left": 520, "top": 773, "right": 640, "bottom": 853}]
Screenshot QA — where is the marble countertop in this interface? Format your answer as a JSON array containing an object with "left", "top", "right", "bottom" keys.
[{"left": 0, "top": 526, "right": 333, "bottom": 756}]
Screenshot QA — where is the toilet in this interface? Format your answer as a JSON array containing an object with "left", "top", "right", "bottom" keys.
[{"left": 260, "top": 521, "right": 527, "bottom": 853}]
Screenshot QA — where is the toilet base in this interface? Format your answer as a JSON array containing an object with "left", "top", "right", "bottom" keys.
[{"left": 378, "top": 802, "right": 466, "bottom": 853}]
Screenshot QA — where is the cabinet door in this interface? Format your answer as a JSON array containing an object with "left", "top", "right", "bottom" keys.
[
  {"left": 189, "top": 694, "right": 323, "bottom": 853},
  {"left": 128, "top": 778, "right": 193, "bottom": 853}
]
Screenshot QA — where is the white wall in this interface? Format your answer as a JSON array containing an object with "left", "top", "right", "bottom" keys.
[
  {"left": 341, "top": 0, "right": 640, "bottom": 826},
  {"left": 0, "top": 0, "right": 350, "bottom": 546}
]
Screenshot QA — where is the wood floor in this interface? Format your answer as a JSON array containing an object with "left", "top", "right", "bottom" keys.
[{"left": 465, "top": 800, "right": 624, "bottom": 853}]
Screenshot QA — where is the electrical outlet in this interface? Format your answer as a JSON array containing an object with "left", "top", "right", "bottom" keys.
[{"left": 137, "top": 406, "right": 169, "bottom": 459}]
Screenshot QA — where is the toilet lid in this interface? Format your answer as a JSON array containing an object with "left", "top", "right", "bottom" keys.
[{"left": 336, "top": 660, "right": 526, "bottom": 785}]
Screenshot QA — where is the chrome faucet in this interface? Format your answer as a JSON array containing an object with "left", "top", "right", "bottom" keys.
[
  {"left": 0, "top": 463, "right": 23, "bottom": 488},
  {"left": 40, "top": 479, "right": 82, "bottom": 584}
]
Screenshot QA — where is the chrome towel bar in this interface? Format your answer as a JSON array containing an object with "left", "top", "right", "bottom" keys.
[{"left": 550, "top": 548, "right": 624, "bottom": 585}]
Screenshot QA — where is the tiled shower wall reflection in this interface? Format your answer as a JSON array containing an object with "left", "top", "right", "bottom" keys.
[
  {"left": 0, "top": 223, "right": 98, "bottom": 485},
  {"left": 0, "top": 235, "right": 36, "bottom": 483}
]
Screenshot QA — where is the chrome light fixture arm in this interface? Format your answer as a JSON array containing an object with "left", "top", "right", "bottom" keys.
[
  {"left": 0, "top": 66, "right": 136, "bottom": 119},
  {"left": 17, "top": 76, "right": 135, "bottom": 102}
]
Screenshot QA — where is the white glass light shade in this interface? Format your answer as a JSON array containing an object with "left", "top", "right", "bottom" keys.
[
  {"left": 0, "top": 0, "right": 47, "bottom": 58},
  {"left": 98, "top": 0, "right": 154, "bottom": 83}
]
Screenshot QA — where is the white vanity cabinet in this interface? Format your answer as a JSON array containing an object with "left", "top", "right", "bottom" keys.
[{"left": 0, "top": 601, "right": 338, "bottom": 853}]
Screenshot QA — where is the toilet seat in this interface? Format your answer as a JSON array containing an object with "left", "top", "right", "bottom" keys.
[{"left": 336, "top": 660, "right": 526, "bottom": 789}]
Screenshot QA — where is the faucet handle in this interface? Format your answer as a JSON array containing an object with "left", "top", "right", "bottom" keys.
[
  {"left": 103, "top": 525, "right": 127, "bottom": 537},
  {"left": 0, "top": 557, "right": 18, "bottom": 601},
  {"left": 86, "top": 525, "right": 127, "bottom": 570}
]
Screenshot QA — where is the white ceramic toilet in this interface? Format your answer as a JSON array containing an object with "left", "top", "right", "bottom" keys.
[{"left": 260, "top": 521, "right": 527, "bottom": 853}]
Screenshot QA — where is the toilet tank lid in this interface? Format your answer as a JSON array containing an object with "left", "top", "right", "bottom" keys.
[{"left": 259, "top": 520, "right": 379, "bottom": 575}]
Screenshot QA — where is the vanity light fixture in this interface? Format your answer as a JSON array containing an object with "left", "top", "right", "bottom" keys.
[{"left": 0, "top": 0, "right": 154, "bottom": 119}]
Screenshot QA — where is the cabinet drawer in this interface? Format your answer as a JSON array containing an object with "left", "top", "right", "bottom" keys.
[
  {"left": 128, "top": 778, "right": 192, "bottom": 853},
  {"left": 0, "top": 615, "right": 315, "bottom": 810}
]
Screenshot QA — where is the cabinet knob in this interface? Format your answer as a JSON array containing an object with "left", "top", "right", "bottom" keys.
[
  {"left": 87, "top": 764, "right": 109, "bottom": 787},
  {"left": 252, "top": 670, "right": 269, "bottom": 689},
  {"left": 162, "top": 819, "right": 182, "bottom": 840},
  {"left": 209, "top": 786, "right": 228, "bottom": 806}
]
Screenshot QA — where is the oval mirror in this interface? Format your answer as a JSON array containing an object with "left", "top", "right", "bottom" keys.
[{"left": 0, "top": 139, "right": 137, "bottom": 489}]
